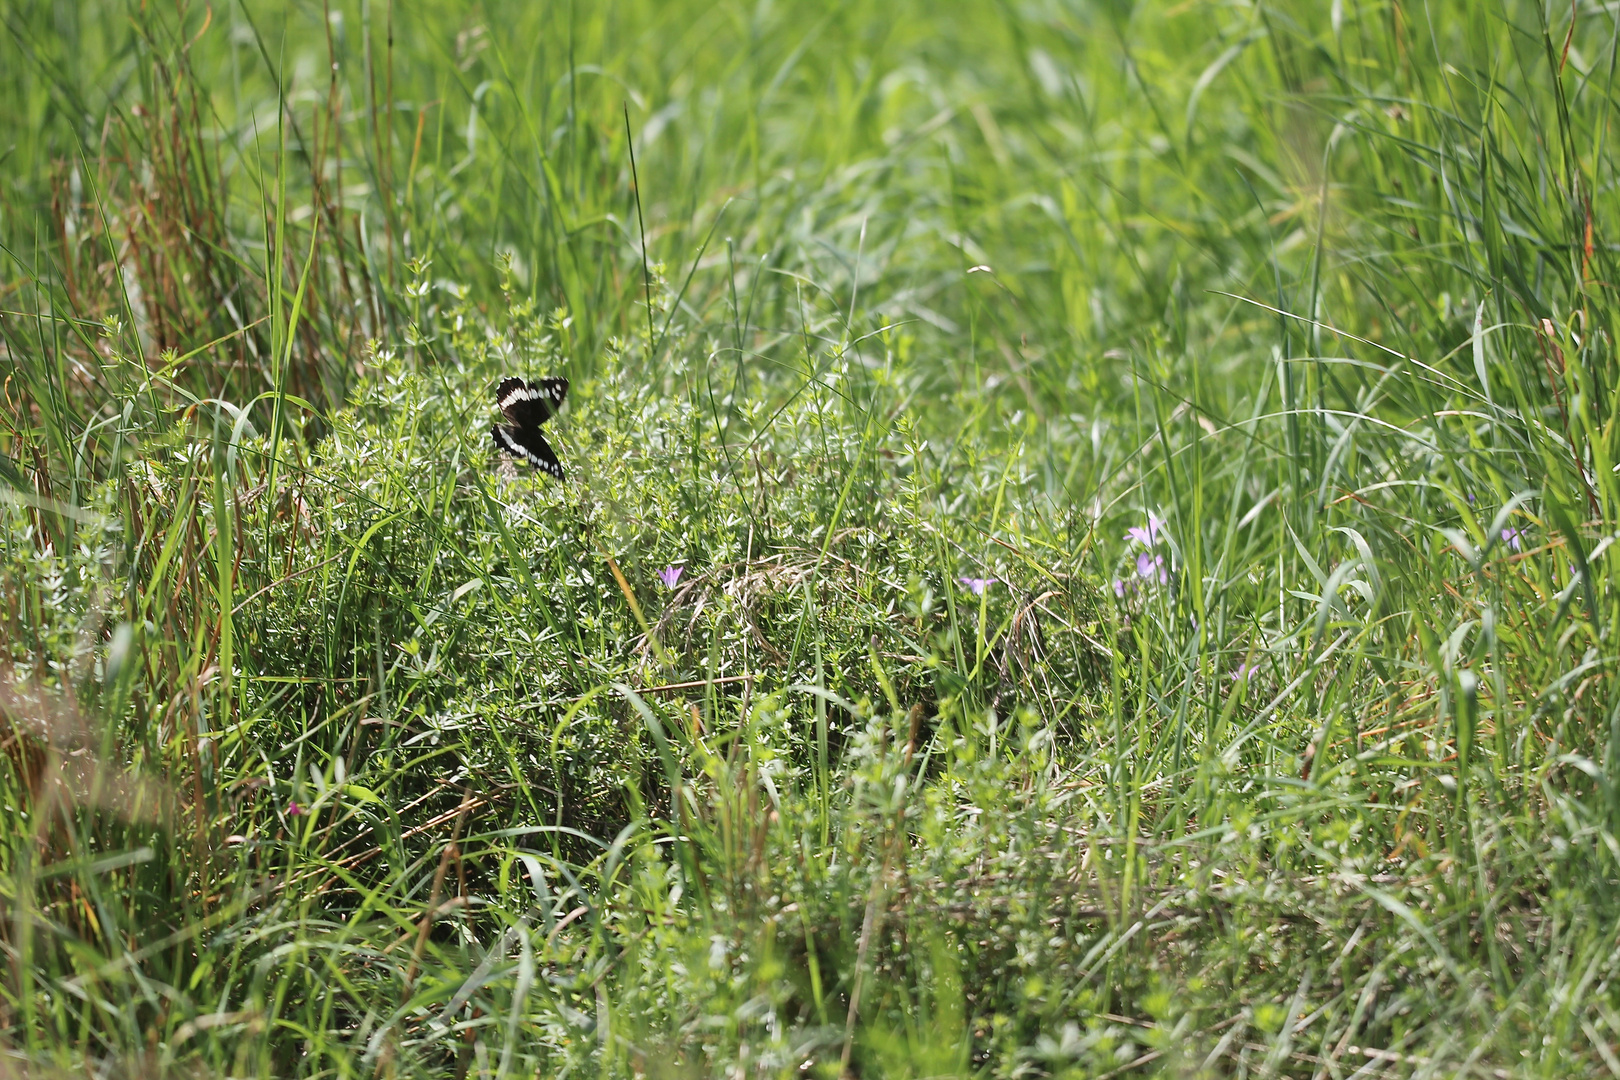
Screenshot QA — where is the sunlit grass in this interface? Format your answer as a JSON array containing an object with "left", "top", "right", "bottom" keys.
[{"left": 3, "top": 0, "right": 1620, "bottom": 1076}]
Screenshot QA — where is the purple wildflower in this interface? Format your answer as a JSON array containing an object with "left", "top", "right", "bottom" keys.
[
  {"left": 1499, "top": 528, "right": 1521, "bottom": 552},
  {"left": 958, "top": 576, "right": 997, "bottom": 596},
  {"left": 1112, "top": 578, "right": 1128, "bottom": 598},
  {"left": 1126, "top": 512, "right": 1168, "bottom": 549},
  {"left": 1136, "top": 552, "right": 1168, "bottom": 584},
  {"left": 657, "top": 565, "right": 684, "bottom": 589},
  {"left": 1232, "top": 663, "right": 1253, "bottom": 682},
  {"left": 287, "top": 801, "right": 306, "bottom": 817}
]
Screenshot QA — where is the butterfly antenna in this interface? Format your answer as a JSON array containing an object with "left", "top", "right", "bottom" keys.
[{"left": 624, "top": 102, "right": 656, "bottom": 353}]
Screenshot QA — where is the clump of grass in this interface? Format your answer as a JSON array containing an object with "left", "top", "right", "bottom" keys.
[{"left": 4, "top": 0, "right": 1620, "bottom": 1076}]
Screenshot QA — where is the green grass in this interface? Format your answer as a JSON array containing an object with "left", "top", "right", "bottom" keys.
[{"left": 4, "top": 0, "right": 1620, "bottom": 1075}]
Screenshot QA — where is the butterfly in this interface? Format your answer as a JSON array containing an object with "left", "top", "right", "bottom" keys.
[{"left": 491, "top": 375, "right": 569, "bottom": 479}]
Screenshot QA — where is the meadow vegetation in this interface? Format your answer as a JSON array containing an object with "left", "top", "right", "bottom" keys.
[{"left": 3, "top": 0, "right": 1620, "bottom": 1075}]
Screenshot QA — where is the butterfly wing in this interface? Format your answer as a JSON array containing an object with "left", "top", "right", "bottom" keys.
[
  {"left": 492, "top": 375, "right": 569, "bottom": 479},
  {"left": 492, "top": 423, "right": 565, "bottom": 479},
  {"left": 497, "top": 376, "right": 569, "bottom": 428}
]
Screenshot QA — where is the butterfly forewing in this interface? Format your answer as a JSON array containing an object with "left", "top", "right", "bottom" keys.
[{"left": 497, "top": 376, "right": 568, "bottom": 428}]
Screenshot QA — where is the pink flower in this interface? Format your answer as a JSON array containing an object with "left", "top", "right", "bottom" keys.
[
  {"left": 287, "top": 801, "right": 306, "bottom": 817},
  {"left": 657, "top": 566, "right": 684, "bottom": 588},
  {"left": 1136, "top": 553, "right": 1168, "bottom": 584},
  {"left": 958, "top": 576, "right": 997, "bottom": 596},
  {"left": 1499, "top": 528, "right": 1521, "bottom": 552},
  {"left": 1126, "top": 512, "right": 1168, "bottom": 549}
]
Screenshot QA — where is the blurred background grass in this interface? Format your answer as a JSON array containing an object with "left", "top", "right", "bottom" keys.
[{"left": 3, "top": 0, "right": 1620, "bottom": 1076}]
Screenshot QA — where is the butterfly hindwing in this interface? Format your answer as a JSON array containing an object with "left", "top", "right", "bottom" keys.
[
  {"left": 491, "top": 423, "right": 564, "bottom": 479},
  {"left": 497, "top": 376, "right": 568, "bottom": 428}
]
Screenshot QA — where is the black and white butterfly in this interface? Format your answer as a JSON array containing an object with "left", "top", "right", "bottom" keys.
[{"left": 491, "top": 375, "right": 569, "bottom": 479}]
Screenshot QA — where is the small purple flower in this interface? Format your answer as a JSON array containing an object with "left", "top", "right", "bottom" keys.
[
  {"left": 287, "top": 801, "right": 306, "bottom": 817},
  {"left": 1112, "top": 578, "right": 1128, "bottom": 598},
  {"left": 1232, "top": 663, "right": 1253, "bottom": 682},
  {"left": 958, "top": 576, "right": 997, "bottom": 596},
  {"left": 1136, "top": 552, "right": 1168, "bottom": 584},
  {"left": 1126, "top": 512, "right": 1168, "bottom": 549},
  {"left": 657, "top": 565, "right": 684, "bottom": 588},
  {"left": 1499, "top": 528, "right": 1521, "bottom": 552}
]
